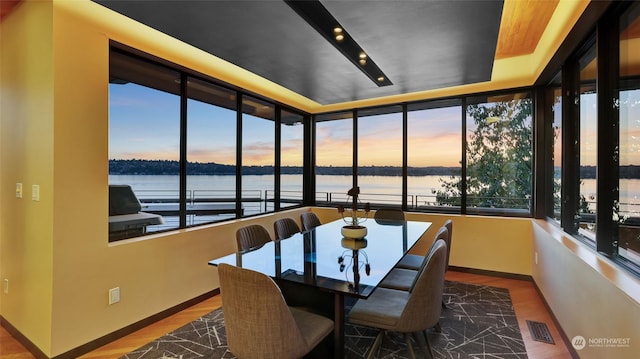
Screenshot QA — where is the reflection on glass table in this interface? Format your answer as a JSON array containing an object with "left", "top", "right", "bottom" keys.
[{"left": 208, "top": 218, "right": 431, "bottom": 359}]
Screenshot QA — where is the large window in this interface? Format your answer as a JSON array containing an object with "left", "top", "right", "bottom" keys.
[
  {"left": 357, "top": 106, "right": 403, "bottom": 208},
  {"left": 315, "top": 111, "right": 353, "bottom": 205},
  {"left": 579, "top": 45, "right": 598, "bottom": 237},
  {"left": 465, "top": 92, "right": 533, "bottom": 214},
  {"left": 313, "top": 93, "right": 532, "bottom": 216},
  {"left": 241, "top": 96, "right": 275, "bottom": 214},
  {"left": 186, "top": 78, "right": 237, "bottom": 224},
  {"left": 108, "top": 51, "right": 181, "bottom": 240},
  {"left": 280, "top": 110, "right": 305, "bottom": 208},
  {"left": 108, "top": 49, "right": 304, "bottom": 241},
  {"left": 407, "top": 100, "right": 462, "bottom": 211},
  {"left": 544, "top": 2, "right": 640, "bottom": 275}
]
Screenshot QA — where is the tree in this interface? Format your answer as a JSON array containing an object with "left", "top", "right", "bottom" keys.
[{"left": 437, "top": 98, "right": 533, "bottom": 209}]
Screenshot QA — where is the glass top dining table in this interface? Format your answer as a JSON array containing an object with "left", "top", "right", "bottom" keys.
[{"left": 208, "top": 217, "right": 432, "bottom": 358}]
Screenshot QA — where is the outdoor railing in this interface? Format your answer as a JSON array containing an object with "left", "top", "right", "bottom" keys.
[{"left": 129, "top": 188, "right": 640, "bottom": 231}]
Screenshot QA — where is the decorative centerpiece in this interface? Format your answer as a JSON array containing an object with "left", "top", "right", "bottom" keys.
[
  {"left": 338, "top": 187, "right": 370, "bottom": 240},
  {"left": 341, "top": 237, "right": 368, "bottom": 250},
  {"left": 338, "top": 240, "right": 371, "bottom": 291},
  {"left": 341, "top": 225, "right": 368, "bottom": 239}
]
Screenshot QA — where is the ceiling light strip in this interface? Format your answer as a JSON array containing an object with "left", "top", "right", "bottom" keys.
[{"left": 284, "top": 0, "right": 393, "bottom": 87}]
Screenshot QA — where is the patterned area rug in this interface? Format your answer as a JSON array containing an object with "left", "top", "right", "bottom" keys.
[{"left": 122, "top": 281, "right": 527, "bottom": 359}]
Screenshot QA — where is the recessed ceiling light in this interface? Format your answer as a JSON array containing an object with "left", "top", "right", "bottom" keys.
[
  {"left": 359, "top": 52, "right": 367, "bottom": 65},
  {"left": 285, "top": 0, "right": 393, "bottom": 87},
  {"left": 333, "top": 27, "right": 344, "bottom": 42}
]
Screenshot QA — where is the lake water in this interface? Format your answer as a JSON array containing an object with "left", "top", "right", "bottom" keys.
[
  {"left": 108, "top": 175, "right": 640, "bottom": 216},
  {"left": 110, "top": 174, "right": 453, "bottom": 204}
]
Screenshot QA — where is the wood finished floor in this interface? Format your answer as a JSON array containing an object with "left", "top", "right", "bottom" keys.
[{"left": 0, "top": 270, "right": 572, "bottom": 359}]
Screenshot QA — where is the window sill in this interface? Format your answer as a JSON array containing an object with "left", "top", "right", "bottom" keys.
[{"left": 535, "top": 219, "right": 640, "bottom": 303}]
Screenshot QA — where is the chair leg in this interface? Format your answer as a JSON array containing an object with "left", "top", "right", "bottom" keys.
[
  {"left": 366, "top": 330, "right": 385, "bottom": 359},
  {"left": 404, "top": 333, "right": 416, "bottom": 359},
  {"left": 424, "top": 332, "right": 435, "bottom": 359},
  {"left": 413, "top": 332, "right": 429, "bottom": 359},
  {"left": 434, "top": 321, "right": 442, "bottom": 333}
]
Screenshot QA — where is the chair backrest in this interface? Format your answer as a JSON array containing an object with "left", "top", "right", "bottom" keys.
[
  {"left": 236, "top": 224, "right": 271, "bottom": 252},
  {"left": 218, "top": 264, "right": 310, "bottom": 359},
  {"left": 443, "top": 219, "right": 453, "bottom": 271},
  {"left": 300, "top": 212, "right": 322, "bottom": 231},
  {"left": 397, "top": 239, "right": 447, "bottom": 333},
  {"left": 410, "top": 225, "right": 448, "bottom": 290},
  {"left": 373, "top": 208, "right": 405, "bottom": 221},
  {"left": 273, "top": 217, "right": 300, "bottom": 240}
]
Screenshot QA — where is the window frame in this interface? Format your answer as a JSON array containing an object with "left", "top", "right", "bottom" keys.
[
  {"left": 108, "top": 44, "right": 310, "bottom": 241},
  {"left": 311, "top": 89, "right": 535, "bottom": 218},
  {"left": 542, "top": 1, "right": 640, "bottom": 277}
]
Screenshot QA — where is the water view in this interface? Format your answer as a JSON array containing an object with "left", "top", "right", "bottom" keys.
[
  {"left": 110, "top": 174, "right": 453, "bottom": 210},
  {"left": 109, "top": 174, "right": 640, "bottom": 217}
]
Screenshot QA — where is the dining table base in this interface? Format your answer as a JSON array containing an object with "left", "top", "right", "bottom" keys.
[
  {"left": 276, "top": 279, "right": 346, "bottom": 358},
  {"left": 333, "top": 293, "right": 345, "bottom": 358}
]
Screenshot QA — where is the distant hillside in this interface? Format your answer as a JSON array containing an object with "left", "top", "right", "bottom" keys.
[
  {"left": 109, "top": 160, "right": 640, "bottom": 178},
  {"left": 581, "top": 165, "right": 640, "bottom": 179},
  {"left": 109, "top": 159, "right": 461, "bottom": 176}
]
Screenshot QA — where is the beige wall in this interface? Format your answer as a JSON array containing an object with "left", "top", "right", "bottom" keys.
[
  {"left": 405, "top": 213, "right": 533, "bottom": 275},
  {"left": 1, "top": 0, "right": 55, "bottom": 353},
  {"left": 532, "top": 220, "right": 640, "bottom": 359}
]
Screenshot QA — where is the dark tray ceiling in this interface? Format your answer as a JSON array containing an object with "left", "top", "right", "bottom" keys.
[{"left": 94, "top": 0, "right": 503, "bottom": 105}]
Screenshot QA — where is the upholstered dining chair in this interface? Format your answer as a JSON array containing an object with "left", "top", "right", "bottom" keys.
[
  {"left": 397, "top": 219, "right": 453, "bottom": 271},
  {"left": 218, "top": 264, "right": 334, "bottom": 359},
  {"left": 378, "top": 226, "right": 448, "bottom": 292},
  {"left": 348, "top": 239, "right": 447, "bottom": 359},
  {"left": 300, "top": 212, "right": 322, "bottom": 232},
  {"left": 273, "top": 217, "right": 301, "bottom": 240},
  {"left": 273, "top": 217, "right": 300, "bottom": 239},
  {"left": 236, "top": 224, "right": 272, "bottom": 252},
  {"left": 373, "top": 208, "right": 406, "bottom": 221}
]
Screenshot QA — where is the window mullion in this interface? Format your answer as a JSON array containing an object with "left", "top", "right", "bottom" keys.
[
  {"left": 179, "top": 73, "right": 188, "bottom": 228},
  {"left": 596, "top": 16, "right": 620, "bottom": 255}
]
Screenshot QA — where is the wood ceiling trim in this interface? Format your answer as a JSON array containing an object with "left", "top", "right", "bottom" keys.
[
  {"left": 621, "top": 10, "right": 640, "bottom": 77},
  {"left": 496, "top": 0, "right": 560, "bottom": 60}
]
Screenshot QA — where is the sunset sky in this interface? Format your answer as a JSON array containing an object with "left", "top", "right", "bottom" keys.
[
  {"left": 109, "top": 83, "right": 463, "bottom": 168},
  {"left": 109, "top": 83, "right": 640, "bottom": 169}
]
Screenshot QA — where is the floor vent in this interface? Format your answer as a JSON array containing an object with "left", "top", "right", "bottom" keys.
[{"left": 526, "top": 320, "right": 555, "bottom": 344}]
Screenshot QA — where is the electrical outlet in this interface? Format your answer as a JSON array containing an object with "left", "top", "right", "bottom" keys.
[
  {"left": 16, "top": 183, "right": 23, "bottom": 198},
  {"left": 3, "top": 279, "right": 8, "bottom": 294},
  {"left": 109, "top": 287, "right": 120, "bottom": 305}
]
